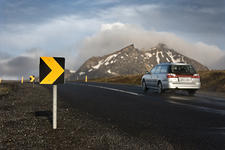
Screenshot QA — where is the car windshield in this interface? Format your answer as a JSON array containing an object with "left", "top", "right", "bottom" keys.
[{"left": 170, "top": 65, "right": 196, "bottom": 75}]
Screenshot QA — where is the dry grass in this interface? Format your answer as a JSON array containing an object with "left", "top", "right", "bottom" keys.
[
  {"left": 89, "top": 74, "right": 143, "bottom": 85},
  {"left": 199, "top": 70, "right": 225, "bottom": 92},
  {"left": 90, "top": 70, "right": 225, "bottom": 92},
  {"left": 0, "top": 84, "right": 11, "bottom": 96}
]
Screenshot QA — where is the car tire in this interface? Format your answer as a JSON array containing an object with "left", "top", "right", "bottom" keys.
[
  {"left": 188, "top": 90, "right": 196, "bottom": 96},
  {"left": 157, "top": 82, "right": 164, "bottom": 94},
  {"left": 142, "top": 80, "right": 148, "bottom": 92}
]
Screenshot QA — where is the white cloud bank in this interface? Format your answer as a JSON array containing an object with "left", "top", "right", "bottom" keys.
[
  {"left": 0, "top": 15, "right": 101, "bottom": 53},
  {"left": 0, "top": 49, "right": 44, "bottom": 80},
  {"left": 76, "top": 23, "right": 225, "bottom": 69},
  {"left": 0, "top": 15, "right": 102, "bottom": 79}
]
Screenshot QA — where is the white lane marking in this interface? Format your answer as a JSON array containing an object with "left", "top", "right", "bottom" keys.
[
  {"left": 82, "top": 84, "right": 140, "bottom": 96},
  {"left": 209, "top": 127, "right": 225, "bottom": 135},
  {"left": 196, "top": 94, "right": 225, "bottom": 101},
  {"left": 168, "top": 95, "right": 225, "bottom": 110},
  {"left": 168, "top": 100, "right": 225, "bottom": 116},
  {"left": 169, "top": 96, "right": 192, "bottom": 101},
  {"left": 212, "top": 127, "right": 225, "bottom": 130},
  {"left": 168, "top": 93, "right": 225, "bottom": 107}
]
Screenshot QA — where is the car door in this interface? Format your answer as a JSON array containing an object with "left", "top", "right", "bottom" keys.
[
  {"left": 144, "top": 72, "right": 151, "bottom": 87},
  {"left": 159, "top": 65, "right": 168, "bottom": 87},
  {"left": 144, "top": 67, "right": 154, "bottom": 87},
  {"left": 152, "top": 66, "right": 161, "bottom": 87}
]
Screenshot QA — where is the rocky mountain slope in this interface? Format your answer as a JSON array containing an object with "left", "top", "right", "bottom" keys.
[{"left": 72, "top": 43, "right": 208, "bottom": 80}]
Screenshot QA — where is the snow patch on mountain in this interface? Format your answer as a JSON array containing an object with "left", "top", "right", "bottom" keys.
[
  {"left": 105, "top": 62, "right": 109, "bottom": 65},
  {"left": 156, "top": 51, "right": 160, "bottom": 64},
  {"left": 105, "top": 54, "right": 119, "bottom": 63},
  {"left": 92, "top": 60, "right": 104, "bottom": 69},
  {"left": 145, "top": 53, "right": 152, "bottom": 58},
  {"left": 92, "top": 53, "right": 119, "bottom": 69},
  {"left": 181, "top": 56, "right": 184, "bottom": 62},
  {"left": 160, "top": 51, "right": 164, "bottom": 58},
  {"left": 167, "top": 51, "right": 181, "bottom": 63}
]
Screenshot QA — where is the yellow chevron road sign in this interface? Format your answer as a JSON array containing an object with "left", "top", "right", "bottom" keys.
[
  {"left": 39, "top": 57, "right": 65, "bottom": 84},
  {"left": 29, "top": 75, "right": 35, "bottom": 82}
]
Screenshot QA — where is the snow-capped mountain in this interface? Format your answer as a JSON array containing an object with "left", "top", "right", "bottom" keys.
[{"left": 72, "top": 43, "right": 208, "bottom": 80}]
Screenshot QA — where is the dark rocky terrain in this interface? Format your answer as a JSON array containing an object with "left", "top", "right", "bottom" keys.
[
  {"left": 0, "top": 83, "right": 165, "bottom": 149},
  {"left": 72, "top": 43, "right": 208, "bottom": 80}
]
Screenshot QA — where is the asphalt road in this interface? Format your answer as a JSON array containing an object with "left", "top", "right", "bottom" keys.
[{"left": 58, "top": 82, "right": 225, "bottom": 150}]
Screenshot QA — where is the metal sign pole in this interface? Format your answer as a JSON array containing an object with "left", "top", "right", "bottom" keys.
[{"left": 53, "top": 85, "right": 57, "bottom": 129}]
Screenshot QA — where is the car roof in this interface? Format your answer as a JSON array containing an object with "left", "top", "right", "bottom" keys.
[{"left": 158, "top": 62, "right": 189, "bottom": 66}]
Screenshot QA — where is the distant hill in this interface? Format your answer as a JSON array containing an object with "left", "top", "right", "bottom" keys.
[{"left": 71, "top": 43, "right": 208, "bottom": 80}]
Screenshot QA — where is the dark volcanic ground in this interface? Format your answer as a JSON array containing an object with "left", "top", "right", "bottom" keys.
[{"left": 0, "top": 83, "right": 161, "bottom": 149}]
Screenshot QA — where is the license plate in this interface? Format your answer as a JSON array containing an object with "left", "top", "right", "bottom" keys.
[{"left": 179, "top": 77, "right": 191, "bottom": 82}]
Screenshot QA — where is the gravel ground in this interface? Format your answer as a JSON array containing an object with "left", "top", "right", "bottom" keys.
[{"left": 0, "top": 83, "right": 171, "bottom": 150}]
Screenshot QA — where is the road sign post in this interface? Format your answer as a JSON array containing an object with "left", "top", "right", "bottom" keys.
[
  {"left": 53, "top": 85, "right": 57, "bottom": 129},
  {"left": 39, "top": 57, "right": 65, "bottom": 129}
]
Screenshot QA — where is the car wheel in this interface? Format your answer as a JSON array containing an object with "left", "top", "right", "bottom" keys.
[
  {"left": 157, "top": 82, "right": 164, "bottom": 94},
  {"left": 142, "top": 80, "right": 148, "bottom": 92},
  {"left": 188, "top": 90, "right": 196, "bottom": 96}
]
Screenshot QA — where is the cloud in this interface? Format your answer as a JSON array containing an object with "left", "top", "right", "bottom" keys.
[
  {"left": 0, "top": 51, "right": 11, "bottom": 59},
  {"left": 0, "top": 14, "right": 103, "bottom": 79},
  {"left": 0, "top": 15, "right": 101, "bottom": 53},
  {"left": 98, "top": 3, "right": 225, "bottom": 49},
  {"left": 0, "top": 48, "right": 44, "bottom": 80},
  {"left": 76, "top": 23, "right": 225, "bottom": 69},
  {"left": 0, "top": 15, "right": 103, "bottom": 72}
]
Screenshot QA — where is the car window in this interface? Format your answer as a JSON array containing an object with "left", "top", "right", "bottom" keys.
[
  {"left": 150, "top": 66, "right": 157, "bottom": 74},
  {"left": 169, "top": 65, "right": 196, "bottom": 75},
  {"left": 155, "top": 66, "right": 161, "bottom": 74},
  {"left": 160, "top": 65, "right": 168, "bottom": 73}
]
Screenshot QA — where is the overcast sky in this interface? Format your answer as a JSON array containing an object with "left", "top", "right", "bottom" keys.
[{"left": 0, "top": 0, "right": 225, "bottom": 79}]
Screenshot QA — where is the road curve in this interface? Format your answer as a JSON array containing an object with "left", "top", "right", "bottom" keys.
[{"left": 58, "top": 82, "right": 225, "bottom": 150}]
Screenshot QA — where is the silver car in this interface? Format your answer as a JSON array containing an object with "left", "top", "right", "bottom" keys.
[{"left": 141, "top": 62, "right": 201, "bottom": 95}]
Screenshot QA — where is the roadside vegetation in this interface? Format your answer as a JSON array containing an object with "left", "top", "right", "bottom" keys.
[
  {"left": 89, "top": 70, "right": 225, "bottom": 92},
  {"left": 89, "top": 74, "right": 142, "bottom": 85},
  {"left": 199, "top": 70, "right": 225, "bottom": 92},
  {"left": 0, "top": 83, "right": 11, "bottom": 97}
]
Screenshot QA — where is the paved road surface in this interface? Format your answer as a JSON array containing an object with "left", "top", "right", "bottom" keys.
[{"left": 58, "top": 82, "right": 225, "bottom": 150}]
